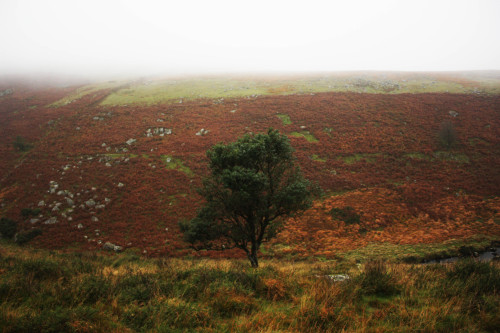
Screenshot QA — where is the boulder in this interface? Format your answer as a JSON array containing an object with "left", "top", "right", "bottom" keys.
[
  {"left": 85, "top": 199, "right": 96, "bottom": 207},
  {"left": 44, "top": 217, "right": 58, "bottom": 224},
  {"left": 102, "top": 242, "right": 123, "bottom": 252}
]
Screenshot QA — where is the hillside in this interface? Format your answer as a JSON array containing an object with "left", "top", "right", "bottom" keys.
[{"left": 1, "top": 72, "right": 500, "bottom": 261}]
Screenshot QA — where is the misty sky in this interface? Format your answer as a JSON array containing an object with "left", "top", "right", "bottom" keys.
[{"left": 1, "top": 0, "right": 499, "bottom": 78}]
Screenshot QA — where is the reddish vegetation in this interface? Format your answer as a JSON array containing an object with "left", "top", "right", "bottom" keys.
[{"left": 0, "top": 83, "right": 499, "bottom": 258}]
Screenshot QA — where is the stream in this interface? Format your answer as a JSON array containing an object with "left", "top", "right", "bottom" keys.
[{"left": 423, "top": 247, "right": 500, "bottom": 264}]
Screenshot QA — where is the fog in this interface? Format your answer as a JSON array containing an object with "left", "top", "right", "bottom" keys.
[{"left": 1, "top": 0, "right": 499, "bottom": 79}]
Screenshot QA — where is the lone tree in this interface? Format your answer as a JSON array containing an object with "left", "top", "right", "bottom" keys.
[
  {"left": 180, "top": 129, "right": 314, "bottom": 267},
  {"left": 438, "top": 121, "right": 457, "bottom": 150}
]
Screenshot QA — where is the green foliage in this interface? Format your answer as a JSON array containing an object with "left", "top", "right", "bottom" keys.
[
  {"left": 21, "top": 208, "right": 40, "bottom": 218},
  {"left": 329, "top": 206, "right": 361, "bottom": 224},
  {"left": 0, "top": 217, "right": 17, "bottom": 239},
  {"left": 180, "top": 129, "right": 314, "bottom": 267},
  {"left": 15, "top": 228, "right": 42, "bottom": 245},
  {"left": 438, "top": 120, "right": 457, "bottom": 150},
  {"left": 13, "top": 136, "right": 33, "bottom": 152}
]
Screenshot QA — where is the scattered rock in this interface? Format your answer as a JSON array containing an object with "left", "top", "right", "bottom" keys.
[
  {"left": 85, "top": 199, "right": 96, "bottom": 207},
  {"left": 91, "top": 216, "right": 99, "bottom": 222},
  {"left": 449, "top": 110, "right": 459, "bottom": 117},
  {"left": 0, "top": 88, "right": 13, "bottom": 97},
  {"left": 126, "top": 138, "right": 136, "bottom": 145},
  {"left": 44, "top": 217, "right": 58, "bottom": 224},
  {"left": 117, "top": 183, "right": 124, "bottom": 188},
  {"left": 65, "top": 198, "right": 74, "bottom": 206},
  {"left": 102, "top": 242, "right": 123, "bottom": 252},
  {"left": 38, "top": 200, "right": 45, "bottom": 207},
  {"left": 77, "top": 223, "right": 84, "bottom": 229},
  {"left": 316, "top": 274, "right": 351, "bottom": 282},
  {"left": 196, "top": 128, "right": 209, "bottom": 136},
  {"left": 30, "top": 218, "right": 39, "bottom": 224},
  {"left": 105, "top": 162, "right": 112, "bottom": 167}
]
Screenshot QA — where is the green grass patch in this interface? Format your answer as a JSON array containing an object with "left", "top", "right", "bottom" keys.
[
  {"left": 161, "top": 155, "right": 194, "bottom": 177},
  {"left": 290, "top": 131, "right": 318, "bottom": 143},
  {"left": 405, "top": 152, "right": 430, "bottom": 160},
  {"left": 337, "top": 153, "right": 381, "bottom": 164},
  {"left": 341, "top": 235, "right": 496, "bottom": 263},
  {"left": 311, "top": 154, "right": 327, "bottom": 162},
  {"left": 433, "top": 151, "right": 470, "bottom": 163},
  {"left": 468, "top": 137, "right": 489, "bottom": 146},
  {"left": 277, "top": 114, "right": 292, "bottom": 125}
]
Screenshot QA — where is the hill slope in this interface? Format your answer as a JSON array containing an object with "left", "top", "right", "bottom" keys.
[{"left": 0, "top": 73, "right": 499, "bottom": 260}]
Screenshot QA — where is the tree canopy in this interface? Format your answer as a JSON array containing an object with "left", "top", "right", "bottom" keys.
[{"left": 180, "top": 129, "right": 314, "bottom": 267}]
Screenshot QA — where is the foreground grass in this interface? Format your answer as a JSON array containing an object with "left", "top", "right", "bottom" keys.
[{"left": 0, "top": 242, "right": 499, "bottom": 332}]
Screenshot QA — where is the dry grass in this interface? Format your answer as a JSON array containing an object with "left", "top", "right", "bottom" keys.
[{"left": 0, "top": 241, "right": 499, "bottom": 332}]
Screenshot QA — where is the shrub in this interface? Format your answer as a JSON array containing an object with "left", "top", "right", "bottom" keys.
[
  {"left": 438, "top": 121, "right": 457, "bottom": 150},
  {"left": 15, "top": 228, "right": 42, "bottom": 245},
  {"left": 13, "top": 136, "right": 33, "bottom": 152},
  {"left": 329, "top": 206, "right": 361, "bottom": 224},
  {"left": 21, "top": 208, "right": 41, "bottom": 218},
  {"left": 357, "top": 260, "right": 399, "bottom": 296},
  {"left": 0, "top": 217, "right": 17, "bottom": 239}
]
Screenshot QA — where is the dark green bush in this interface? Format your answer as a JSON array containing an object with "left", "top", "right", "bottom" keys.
[
  {"left": 0, "top": 217, "right": 17, "bottom": 239},
  {"left": 15, "top": 228, "right": 42, "bottom": 245},
  {"left": 329, "top": 207, "right": 361, "bottom": 224},
  {"left": 13, "top": 136, "right": 33, "bottom": 152},
  {"left": 21, "top": 208, "right": 41, "bottom": 218}
]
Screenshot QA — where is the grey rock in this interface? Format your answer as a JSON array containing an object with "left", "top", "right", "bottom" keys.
[
  {"left": 38, "top": 200, "right": 45, "bottom": 207},
  {"left": 30, "top": 218, "right": 39, "bottom": 224},
  {"left": 196, "top": 128, "right": 209, "bottom": 136},
  {"left": 91, "top": 216, "right": 99, "bottom": 222},
  {"left": 102, "top": 242, "right": 123, "bottom": 252},
  {"left": 85, "top": 199, "right": 96, "bottom": 207},
  {"left": 449, "top": 110, "right": 459, "bottom": 117},
  {"left": 0, "top": 88, "right": 13, "bottom": 97},
  {"left": 44, "top": 217, "right": 58, "bottom": 224},
  {"left": 126, "top": 138, "right": 136, "bottom": 145}
]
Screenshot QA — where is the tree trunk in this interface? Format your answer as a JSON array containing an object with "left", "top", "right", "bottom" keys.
[
  {"left": 247, "top": 242, "right": 259, "bottom": 268},
  {"left": 248, "top": 252, "right": 259, "bottom": 268}
]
